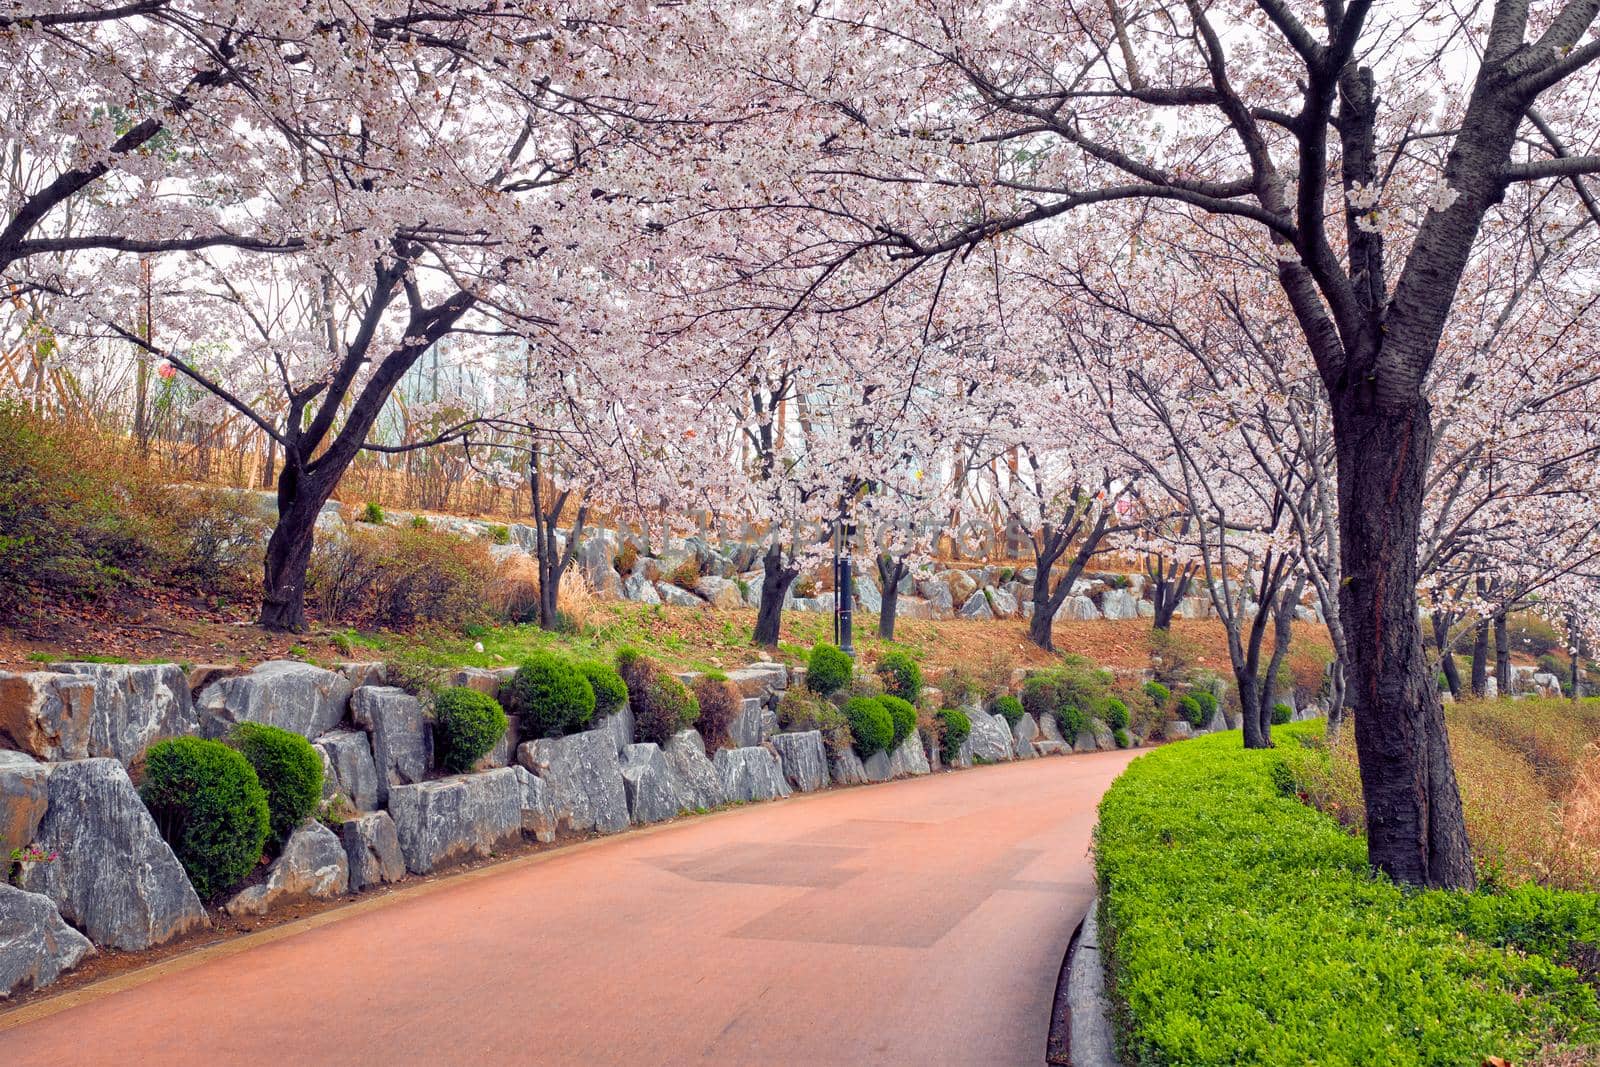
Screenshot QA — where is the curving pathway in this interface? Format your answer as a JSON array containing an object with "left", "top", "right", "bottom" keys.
[{"left": 1, "top": 748, "right": 1138, "bottom": 1066}]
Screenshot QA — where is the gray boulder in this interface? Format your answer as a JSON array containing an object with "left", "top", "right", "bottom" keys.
[
  {"left": 1011, "top": 713, "right": 1040, "bottom": 759},
  {"left": 958, "top": 590, "right": 995, "bottom": 620},
  {"left": 663, "top": 729, "right": 728, "bottom": 810},
  {"left": 0, "top": 671, "right": 96, "bottom": 760},
  {"left": 862, "top": 750, "right": 894, "bottom": 783},
  {"left": 225, "top": 821, "right": 349, "bottom": 916},
  {"left": 855, "top": 576, "right": 882, "bottom": 613},
  {"left": 1164, "top": 720, "right": 1196, "bottom": 741},
  {"left": 655, "top": 581, "right": 702, "bottom": 607},
  {"left": 0, "top": 884, "right": 94, "bottom": 999},
  {"left": 48, "top": 662, "right": 196, "bottom": 765},
  {"left": 1088, "top": 718, "right": 1116, "bottom": 750},
  {"left": 1099, "top": 589, "right": 1139, "bottom": 621},
  {"left": 446, "top": 667, "right": 501, "bottom": 697},
  {"left": 831, "top": 747, "right": 870, "bottom": 785},
  {"left": 197, "top": 660, "right": 353, "bottom": 741},
  {"left": 987, "top": 587, "right": 1019, "bottom": 618},
  {"left": 314, "top": 729, "right": 380, "bottom": 811},
  {"left": 694, "top": 575, "right": 745, "bottom": 610},
  {"left": 729, "top": 697, "right": 778, "bottom": 748},
  {"left": 514, "top": 766, "right": 557, "bottom": 843},
  {"left": 1203, "top": 707, "right": 1229, "bottom": 733},
  {"left": 595, "top": 704, "right": 636, "bottom": 755},
  {"left": 340, "top": 812, "right": 406, "bottom": 892},
  {"left": 1060, "top": 596, "right": 1101, "bottom": 621},
  {"left": 887, "top": 731, "right": 931, "bottom": 777},
  {"left": 770, "top": 731, "right": 830, "bottom": 792},
  {"left": 0, "top": 750, "right": 48, "bottom": 856},
  {"left": 725, "top": 663, "right": 789, "bottom": 700},
  {"left": 518, "top": 728, "right": 630, "bottom": 835},
  {"left": 1034, "top": 740, "right": 1071, "bottom": 757},
  {"left": 964, "top": 709, "right": 1015, "bottom": 763},
  {"left": 621, "top": 573, "right": 661, "bottom": 604},
  {"left": 350, "top": 686, "right": 432, "bottom": 805},
  {"left": 388, "top": 767, "right": 524, "bottom": 875},
  {"left": 1038, "top": 713, "right": 1064, "bottom": 743},
  {"left": 18, "top": 759, "right": 206, "bottom": 950},
  {"left": 714, "top": 746, "right": 792, "bottom": 802},
  {"left": 336, "top": 662, "right": 388, "bottom": 689},
  {"left": 945, "top": 570, "right": 979, "bottom": 602},
  {"left": 920, "top": 580, "right": 955, "bottom": 618},
  {"left": 475, "top": 712, "right": 520, "bottom": 771},
  {"left": 620, "top": 743, "right": 689, "bottom": 824}
]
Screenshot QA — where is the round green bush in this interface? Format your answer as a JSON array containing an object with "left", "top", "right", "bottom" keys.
[
  {"left": 505, "top": 651, "right": 596, "bottom": 738},
  {"left": 432, "top": 687, "right": 509, "bottom": 773},
  {"left": 807, "top": 643, "right": 853, "bottom": 696},
  {"left": 1143, "top": 680, "right": 1171, "bottom": 706},
  {"left": 231, "top": 722, "right": 323, "bottom": 848},
  {"left": 1105, "top": 698, "right": 1130, "bottom": 730},
  {"left": 1176, "top": 694, "right": 1206, "bottom": 727},
  {"left": 842, "top": 695, "right": 894, "bottom": 757},
  {"left": 875, "top": 650, "right": 923, "bottom": 703},
  {"left": 991, "top": 694, "right": 1025, "bottom": 725},
  {"left": 1193, "top": 690, "right": 1219, "bottom": 717},
  {"left": 1271, "top": 702, "right": 1294, "bottom": 725},
  {"left": 1055, "top": 703, "right": 1087, "bottom": 743},
  {"left": 141, "top": 737, "right": 270, "bottom": 901},
  {"left": 1021, "top": 674, "right": 1060, "bottom": 721},
  {"left": 936, "top": 708, "right": 971, "bottom": 763},
  {"left": 1112, "top": 726, "right": 1131, "bottom": 749},
  {"left": 578, "top": 660, "right": 629, "bottom": 718},
  {"left": 877, "top": 694, "right": 918, "bottom": 748},
  {"left": 635, "top": 667, "right": 701, "bottom": 746}
]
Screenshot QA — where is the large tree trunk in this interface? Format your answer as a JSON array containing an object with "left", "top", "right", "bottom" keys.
[
  {"left": 1493, "top": 612, "right": 1511, "bottom": 696},
  {"left": 1332, "top": 394, "right": 1475, "bottom": 890},
  {"left": 1470, "top": 618, "right": 1490, "bottom": 696},
  {"left": 1145, "top": 556, "right": 1194, "bottom": 632},
  {"left": 259, "top": 464, "right": 338, "bottom": 632},
  {"left": 753, "top": 543, "right": 798, "bottom": 647},
  {"left": 876, "top": 553, "right": 905, "bottom": 640}
]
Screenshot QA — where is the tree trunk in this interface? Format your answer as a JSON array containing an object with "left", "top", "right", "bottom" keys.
[
  {"left": 258, "top": 464, "right": 337, "bottom": 632},
  {"left": 1432, "top": 612, "right": 1462, "bottom": 700},
  {"left": 876, "top": 554, "right": 904, "bottom": 640},
  {"left": 1028, "top": 577, "right": 1057, "bottom": 651},
  {"left": 1239, "top": 679, "right": 1264, "bottom": 749},
  {"left": 1146, "top": 557, "right": 1193, "bottom": 631},
  {"left": 1493, "top": 612, "right": 1511, "bottom": 696},
  {"left": 753, "top": 543, "right": 798, "bottom": 647},
  {"left": 1470, "top": 619, "right": 1490, "bottom": 696},
  {"left": 1332, "top": 394, "right": 1475, "bottom": 890}
]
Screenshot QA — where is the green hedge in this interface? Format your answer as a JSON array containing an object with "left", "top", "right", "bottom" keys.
[
  {"left": 1095, "top": 724, "right": 1600, "bottom": 1065},
  {"left": 142, "top": 737, "right": 270, "bottom": 901},
  {"left": 505, "top": 651, "right": 595, "bottom": 738},
  {"left": 807, "top": 643, "right": 853, "bottom": 696},
  {"left": 935, "top": 708, "right": 971, "bottom": 764},
  {"left": 842, "top": 696, "right": 893, "bottom": 757},
  {"left": 877, "top": 694, "right": 918, "bottom": 748},
  {"left": 231, "top": 722, "right": 322, "bottom": 848},
  {"left": 875, "top": 650, "right": 922, "bottom": 703},
  {"left": 432, "top": 687, "right": 509, "bottom": 773}
]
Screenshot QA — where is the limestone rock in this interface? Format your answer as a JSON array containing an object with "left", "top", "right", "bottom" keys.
[
  {"left": 663, "top": 729, "right": 727, "bottom": 809},
  {"left": 388, "top": 768, "right": 524, "bottom": 875},
  {"left": 1011, "top": 713, "right": 1040, "bottom": 760},
  {"left": 964, "top": 709, "right": 1015, "bottom": 763},
  {"left": 595, "top": 705, "right": 636, "bottom": 756},
  {"left": 1038, "top": 713, "right": 1064, "bottom": 744},
  {"left": 0, "top": 672, "right": 97, "bottom": 760},
  {"left": 830, "top": 747, "right": 869, "bottom": 785},
  {"left": 694, "top": 575, "right": 745, "bottom": 610},
  {"left": 197, "top": 660, "right": 353, "bottom": 741},
  {"left": 714, "top": 746, "right": 792, "bottom": 802},
  {"left": 987, "top": 587, "right": 1019, "bottom": 618},
  {"left": 314, "top": 729, "right": 380, "bottom": 811},
  {"left": 514, "top": 766, "right": 556, "bottom": 843},
  {"left": 1034, "top": 740, "right": 1071, "bottom": 757},
  {"left": 518, "top": 728, "right": 630, "bottom": 835},
  {"left": 958, "top": 590, "right": 994, "bottom": 620},
  {"left": 1060, "top": 596, "right": 1101, "bottom": 622},
  {"left": 887, "top": 731, "right": 931, "bottom": 778},
  {"left": 945, "top": 570, "right": 978, "bottom": 602},
  {"left": 1099, "top": 589, "right": 1139, "bottom": 621},
  {"left": 655, "top": 581, "right": 702, "bottom": 607},
  {"left": 1088, "top": 718, "right": 1116, "bottom": 750},
  {"left": 724, "top": 663, "right": 789, "bottom": 700},
  {"left": 337, "top": 662, "right": 388, "bottom": 689},
  {"left": 47, "top": 662, "right": 196, "bottom": 765},
  {"left": 350, "top": 686, "right": 432, "bottom": 805},
  {"left": 770, "top": 731, "right": 830, "bottom": 792},
  {"left": 620, "top": 743, "right": 688, "bottom": 824},
  {"left": 446, "top": 667, "right": 501, "bottom": 697},
  {"left": 855, "top": 576, "right": 882, "bottom": 613},
  {"left": 0, "top": 884, "right": 94, "bottom": 999},
  {"left": 340, "top": 812, "right": 406, "bottom": 892},
  {"left": 225, "top": 821, "right": 349, "bottom": 916},
  {"left": 920, "top": 580, "right": 955, "bottom": 618},
  {"left": 1164, "top": 720, "right": 1195, "bottom": 741},
  {"left": 18, "top": 759, "right": 206, "bottom": 950},
  {"left": 621, "top": 573, "right": 661, "bottom": 604},
  {"left": 729, "top": 698, "right": 778, "bottom": 748},
  {"left": 1202, "top": 707, "right": 1228, "bottom": 734},
  {"left": 475, "top": 712, "right": 519, "bottom": 771},
  {"left": 0, "top": 751, "right": 48, "bottom": 856},
  {"left": 862, "top": 750, "right": 893, "bottom": 783}
]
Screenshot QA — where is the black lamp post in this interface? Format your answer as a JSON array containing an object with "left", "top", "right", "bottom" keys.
[{"left": 833, "top": 505, "right": 855, "bottom": 657}]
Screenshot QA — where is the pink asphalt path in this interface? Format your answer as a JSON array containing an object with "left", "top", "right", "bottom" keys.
[{"left": 2, "top": 748, "right": 1137, "bottom": 1067}]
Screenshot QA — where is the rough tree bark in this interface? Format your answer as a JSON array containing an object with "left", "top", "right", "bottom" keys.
[
  {"left": 1432, "top": 611, "right": 1463, "bottom": 700},
  {"left": 529, "top": 448, "right": 587, "bottom": 631},
  {"left": 1026, "top": 504, "right": 1112, "bottom": 652},
  {"left": 1145, "top": 555, "right": 1197, "bottom": 631},
  {"left": 753, "top": 541, "right": 799, "bottom": 647},
  {"left": 876, "top": 552, "right": 908, "bottom": 640}
]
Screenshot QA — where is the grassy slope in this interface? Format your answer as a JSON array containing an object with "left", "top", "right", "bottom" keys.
[{"left": 1096, "top": 724, "right": 1600, "bottom": 1066}]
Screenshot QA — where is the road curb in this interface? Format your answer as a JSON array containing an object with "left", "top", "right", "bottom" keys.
[{"left": 1047, "top": 896, "right": 1121, "bottom": 1066}]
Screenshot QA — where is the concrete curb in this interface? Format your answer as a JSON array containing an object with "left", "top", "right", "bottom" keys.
[{"left": 1048, "top": 896, "right": 1121, "bottom": 1066}]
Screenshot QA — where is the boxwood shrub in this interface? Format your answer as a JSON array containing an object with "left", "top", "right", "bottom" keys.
[
  {"left": 807, "top": 643, "right": 853, "bottom": 696},
  {"left": 842, "top": 695, "right": 893, "bottom": 758},
  {"left": 1095, "top": 724, "right": 1600, "bottom": 1065},
  {"left": 1176, "top": 693, "right": 1206, "bottom": 727},
  {"left": 577, "top": 660, "right": 629, "bottom": 718},
  {"left": 1105, "top": 698, "right": 1130, "bottom": 730},
  {"left": 935, "top": 708, "right": 971, "bottom": 764},
  {"left": 231, "top": 722, "right": 323, "bottom": 848},
  {"left": 1271, "top": 702, "right": 1293, "bottom": 725},
  {"left": 432, "top": 686, "right": 509, "bottom": 773},
  {"left": 877, "top": 694, "right": 918, "bottom": 748},
  {"left": 1193, "top": 690, "right": 1219, "bottom": 718},
  {"left": 141, "top": 737, "right": 270, "bottom": 901},
  {"left": 875, "top": 649, "right": 923, "bottom": 703},
  {"left": 991, "top": 694, "right": 1025, "bottom": 726},
  {"left": 1143, "top": 680, "right": 1171, "bottom": 706},
  {"left": 505, "top": 650, "right": 596, "bottom": 738}
]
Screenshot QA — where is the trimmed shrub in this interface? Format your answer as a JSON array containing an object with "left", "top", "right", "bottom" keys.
[
  {"left": 231, "top": 723, "right": 323, "bottom": 849},
  {"left": 1143, "top": 680, "right": 1171, "bottom": 706},
  {"left": 504, "top": 651, "right": 596, "bottom": 738},
  {"left": 1020, "top": 675, "right": 1060, "bottom": 721},
  {"left": 1193, "top": 690, "right": 1219, "bottom": 718},
  {"left": 1271, "top": 702, "right": 1294, "bottom": 725},
  {"left": 693, "top": 671, "right": 740, "bottom": 750},
  {"left": 878, "top": 694, "right": 918, "bottom": 748},
  {"left": 432, "top": 687, "right": 509, "bottom": 773},
  {"left": 1056, "top": 703, "right": 1087, "bottom": 744},
  {"left": 1105, "top": 698, "right": 1131, "bottom": 730},
  {"left": 1176, "top": 694, "right": 1206, "bottom": 727},
  {"left": 141, "top": 737, "right": 270, "bottom": 901},
  {"left": 1112, "top": 727, "right": 1131, "bottom": 749},
  {"left": 1096, "top": 725, "right": 1600, "bottom": 1064},
  {"left": 991, "top": 694, "right": 1026, "bottom": 726},
  {"left": 936, "top": 708, "right": 971, "bottom": 764},
  {"left": 631, "top": 660, "right": 701, "bottom": 746},
  {"left": 875, "top": 650, "right": 923, "bottom": 703},
  {"left": 807, "top": 643, "right": 853, "bottom": 696},
  {"left": 577, "top": 660, "right": 629, "bottom": 718},
  {"left": 843, "top": 696, "right": 894, "bottom": 758}
]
